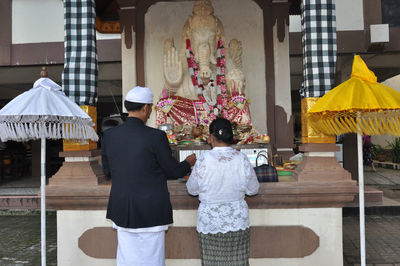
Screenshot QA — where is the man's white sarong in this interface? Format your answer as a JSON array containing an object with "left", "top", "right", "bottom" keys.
[{"left": 116, "top": 228, "right": 166, "bottom": 266}]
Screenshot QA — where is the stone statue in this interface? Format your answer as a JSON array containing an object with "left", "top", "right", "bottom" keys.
[
  {"left": 157, "top": 0, "right": 251, "bottom": 126},
  {"left": 226, "top": 39, "right": 245, "bottom": 95},
  {"left": 163, "top": 0, "right": 245, "bottom": 99}
]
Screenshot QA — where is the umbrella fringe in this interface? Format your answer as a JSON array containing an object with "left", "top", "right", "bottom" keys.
[
  {"left": 358, "top": 117, "right": 370, "bottom": 135},
  {"left": 309, "top": 111, "right": 400, "bottom": 136},
  {"left": 24, "top": 124, "right": 30, "bottom": 139},
  {"left": 15, "top": 123, "right": 22, "bottom": 140},
  {"left": 11, "top": 123, "right": 17, "bottom": 140},
  {"left": 79, "top": 124, "right": 84, "bottom": 139},
  {"left": 4, "top": 123, "right": 11, "bottom": 140},
  {"left": 17, "top": 123, "right": 24, "bottom": 140},
  {"left": 394, "top": 117, "right": 400, "bottom": 135},
  {"left": 381, "top": 116, "right": 392, "bottom": 135},
  {"left": 57, "top": 123, "right": 61, "bottom": 139},
  {"left": 53, "top": 123, "right": 58, "bottom": 138},
  {"left": 387, "top": 117, "right": 395, "bottom": 135},
  {"left": 344, "top": 117, "right": 356, "bottom": 133},
  {"left": 338, "top": 117, "right": 351, "bottom": 135},
  {"left": 1, "top": 124, "right": 7, "bottom": 141},
  {"left": 389, "top": 117, "right": 399, "bottom": 136},
  {"left": 347, "top": 116, "right": 358, "bottom": 133},
  {"left": 366, "top": 117, "right": 378, "bottom": 135},
  {"left": 54, "top": 123, "right": 58, "bottom": 139},
  {"left": 64, "top": 123, "right": 70, "bottom": 140},
  {"left": 34, "top": 123, "right": 39, "bottom": 139},
  {"left": 1, "top": 123, "right": 11, "bottom": 141},
  {"left": 330, "top": 118, "right": 341, "bottom": 135},
  {"left": 388, "top": 117, "right": 397, "bottom": 134},
  {"left": 62, "top": 124, "right": 66, "bottom": 140},
  {"left": 49, "top": 123, "right": 54, "bottom": 139},
  {"left": 375, "top": 116, "right": 385, "bottom": 134},
  {"left": 0, "top": 121, "right": 98, "bottom": 142},
  {"left": 335, "top": 117, "right": 346, "bottom": 135},
  {"left": 372, "top": 116, "right": 381, "bottom": 134}
]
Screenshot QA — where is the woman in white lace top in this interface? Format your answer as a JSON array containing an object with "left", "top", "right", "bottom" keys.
[{"left": 186, "top": 118, "right": 259, "bottom": 266}]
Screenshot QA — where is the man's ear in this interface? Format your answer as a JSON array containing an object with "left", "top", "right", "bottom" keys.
[{"left": 141, "top": 104, "right": 149, "bottom": 113}]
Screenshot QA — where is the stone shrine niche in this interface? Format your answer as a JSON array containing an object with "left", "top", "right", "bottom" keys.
[{"left": 145, "top": 0, "right": 266, "bottom": 132}]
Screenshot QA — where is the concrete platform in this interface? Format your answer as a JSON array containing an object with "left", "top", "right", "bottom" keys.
[{"left": 0, "top": 176, "right": 40, "bottom": 209}]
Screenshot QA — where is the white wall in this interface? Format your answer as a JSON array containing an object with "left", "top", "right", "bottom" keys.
[
  {"left": 144, "top": 0, "right": 267, "bottom": 132},
  {"left": 12, "top": 0, "right": 64, "bottom": 44},
  {"left": 371, "top": 74, "right": 400, "bottom": 148},
  {"left": 335, "top": 0, "right": 364, "bottom": 31},
  {"left": 12, "top": 0, "right": 120, "bottom": 44},
  {"left": 383, "top": 75, "right": 400, "bottom": 93},
  {"left": 289, "top": 0, "right": 364, "bottom": 33}
]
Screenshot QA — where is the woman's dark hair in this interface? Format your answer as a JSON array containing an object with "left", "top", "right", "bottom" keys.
[
  {"left": 209, "top": 118, "right": 233, "bottom": 144},
  {"left": 124, "top": 101, "right": 146, "bottom": 111}
]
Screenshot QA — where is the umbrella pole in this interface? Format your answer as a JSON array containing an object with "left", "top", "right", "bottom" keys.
[
  {"left": 41, "top": 137, "right": 46, "bottom": 266},
  {"left": 357, "top": 133, "right": 366, "bottom": 266}
]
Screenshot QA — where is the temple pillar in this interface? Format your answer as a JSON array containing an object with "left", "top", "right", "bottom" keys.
[
  {"left": 62, "top": 0, "right": 98, "bottom": 152},
  {"left": 118, "top": 2, "right": 138, "bottom": 112},
  {"left": 295, "top": 0, "right": 354, "bottom": 184},
  {"left": 273, "top": 20, "right": 294, "bottom": 160},
  {"left": 121, "top": 29, "right": 137, "bottom": 112}
]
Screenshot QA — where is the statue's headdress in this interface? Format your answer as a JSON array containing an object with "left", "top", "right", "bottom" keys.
[{"left": 192, "top": 0, "right": 214, "bottom": 16}]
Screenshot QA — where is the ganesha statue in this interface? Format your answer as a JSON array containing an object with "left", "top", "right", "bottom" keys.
[{"left": 156, "top": 0, "right": 251, "bottom": 127}]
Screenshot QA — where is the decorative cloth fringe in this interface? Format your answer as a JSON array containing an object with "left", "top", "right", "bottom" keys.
[
  {"left": 0, "top": 120, "right": 98, "bottom": 142},
  {"left": 307, "top": 110, "right": 400, "bottom": 136}
]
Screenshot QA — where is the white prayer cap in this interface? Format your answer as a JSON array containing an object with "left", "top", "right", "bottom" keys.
[{"left": 125, "top": 86, "right": 154, "bottom": 104}]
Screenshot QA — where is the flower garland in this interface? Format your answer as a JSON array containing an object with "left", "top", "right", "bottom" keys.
[
  {"left": 185, "top": 39, "right": 202, "bottom": 95},
  {"left": 215, "top": 39, "right": 227, "bottom": 96},
  {"left": 185, "top": 39, "right": 229, "bottom": 119}
]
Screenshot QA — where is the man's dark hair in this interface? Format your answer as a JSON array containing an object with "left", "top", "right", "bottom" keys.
[
  {"left": 209, "top": 118, "right": 233, "bottom": 144},
  {"left": 124, "top": 101, "right": 146, "bottom": 111}
]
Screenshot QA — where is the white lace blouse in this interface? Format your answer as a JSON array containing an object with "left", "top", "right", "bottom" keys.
[{"left": 186, "top": 146, "right": 259, "bottom": 234}]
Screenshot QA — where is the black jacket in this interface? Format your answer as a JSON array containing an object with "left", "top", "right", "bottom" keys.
[{"left": 102, "top": 117, "right": 190, "bottom": 228}]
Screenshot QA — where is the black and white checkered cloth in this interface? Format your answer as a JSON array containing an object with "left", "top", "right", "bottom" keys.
[
  {"left": 62, "top": 0, "right": 98, "bottom": 106},
  {"left": 300, "top": 0, "right": 337, "bottom": 98}
]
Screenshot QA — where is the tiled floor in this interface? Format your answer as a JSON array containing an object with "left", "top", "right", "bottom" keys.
[
  {"left": 0, "top": 212, "right": 56, "bottom": 266},
  {"left": 343, "top": 215, "right": 400, "bottom": 266}
]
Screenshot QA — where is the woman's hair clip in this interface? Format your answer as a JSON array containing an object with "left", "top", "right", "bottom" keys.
[{"left": 218, "top": 129, "right": 223, "bottom": 135}]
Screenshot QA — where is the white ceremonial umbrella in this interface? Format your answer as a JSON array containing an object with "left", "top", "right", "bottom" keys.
[{"left": 0, "top": 73, "right": 98, "bottom": 266}]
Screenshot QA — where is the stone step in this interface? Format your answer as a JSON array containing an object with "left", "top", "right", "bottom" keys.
[
  {"left": 0, "top": 195, "right": 40, "bottom": 210},
  {"left": 343, "top": 200, "right": 400, "bottom": 216},
  {"left": 343, "top": 187, "right": 400, "bottom": 216},
  {"left": 351, "top": 187, "right": 384, "bottom": 203}
]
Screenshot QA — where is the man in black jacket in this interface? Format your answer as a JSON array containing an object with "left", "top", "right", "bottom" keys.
[{"left": 102, "top": 86, "right": 196, "bottom": 266}]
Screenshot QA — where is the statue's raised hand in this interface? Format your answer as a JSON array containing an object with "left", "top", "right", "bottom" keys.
[{"left": 164, "top": 44, "right": 183, "bottom": 88}]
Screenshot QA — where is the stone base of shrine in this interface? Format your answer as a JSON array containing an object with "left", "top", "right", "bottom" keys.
[
  {"left": 47, "top": 145, "right": 358, "bottom": 266},
  {"left": 56, "top": 207, "right": 342, "bottom": 266}
]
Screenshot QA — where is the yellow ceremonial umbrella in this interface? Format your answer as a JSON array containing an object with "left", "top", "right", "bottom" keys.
[
  {"left": 308, "top": 55, "right": 400, "bottom": 266},
  {"left": 308, "top": 55, "right": 400, "bottom": 136}
]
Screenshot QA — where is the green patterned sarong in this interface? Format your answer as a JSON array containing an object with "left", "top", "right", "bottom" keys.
[{"left": 198, "top": 228, "right": 250, "bottom": 266}]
